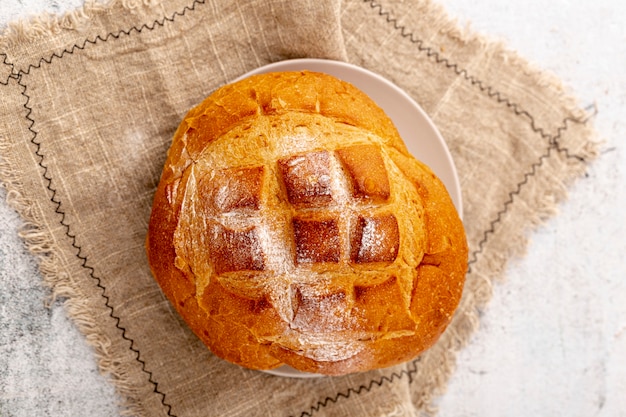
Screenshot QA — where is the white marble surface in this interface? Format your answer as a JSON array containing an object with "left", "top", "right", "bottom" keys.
[{"left": 0, "top": 1, "right": 624, "bottom": 416}]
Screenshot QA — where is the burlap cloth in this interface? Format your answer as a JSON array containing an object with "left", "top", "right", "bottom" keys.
[{"left": 0, "top": 1, "right": 598, "bottom": 416}]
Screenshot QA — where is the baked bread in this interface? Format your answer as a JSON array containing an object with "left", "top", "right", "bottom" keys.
[{"left": 146, "top": 70, "right": 468, "bottom": 375}]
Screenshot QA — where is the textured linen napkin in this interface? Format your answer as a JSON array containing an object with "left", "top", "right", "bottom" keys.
[{"left": 0, "top": 1, "right": 598, "bottom": 416}]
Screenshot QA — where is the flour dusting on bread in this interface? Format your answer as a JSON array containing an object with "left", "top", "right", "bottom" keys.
[{"left": 146, "top": 71, "right": 468, "bottom": 375}]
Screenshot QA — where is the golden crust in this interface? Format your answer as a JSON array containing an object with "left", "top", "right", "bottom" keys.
[{"left": 146, "top": 71, "right": 468, "bottom": 375}]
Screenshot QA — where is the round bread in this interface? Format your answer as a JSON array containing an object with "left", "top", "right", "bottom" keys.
[{"left": 146, "top": 70, "right": 468, "bottom": 375}]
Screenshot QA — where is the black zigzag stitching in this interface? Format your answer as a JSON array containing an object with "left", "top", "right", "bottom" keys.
[
  {"left": 467, "top": 112, "right": 594, "bottom": 272},
  {"left": 364, "top": 0, "right": 590, "bottom": 159},
  {"left": 292, "top": 2, "right": 592, "bottom": 417},
  {"left": 11, "top": 1, "right": 211, "bottom": 415},
  {"left": 1, "top": 53, "right": 18, "bottom": 85},
  {"left": 17, "top": 60, "right": 178, "bottom": 417},
  {"left": 291, "top": 359, "right": 421, "bottom": 417},
  {"left": 17, "top": 0, "right": 206, "bottom": 78},
  {"left": 362, "top": 0, "right": 592, "bottom": 268}
]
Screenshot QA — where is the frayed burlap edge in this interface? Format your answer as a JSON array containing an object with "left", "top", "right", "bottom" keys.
[
  {"left": 2, "top": 0, "right": 113, "bottom": 48},
  {"left": 0, "top": 0, "right": 168, "bottom": 48},
  {"left": 0, "top": 0, "right": 601, "bottom": 416}
]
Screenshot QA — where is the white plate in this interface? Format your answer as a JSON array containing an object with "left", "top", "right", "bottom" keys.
[{"left": 233, "top": 59, "right": 463, "bottom": 378}]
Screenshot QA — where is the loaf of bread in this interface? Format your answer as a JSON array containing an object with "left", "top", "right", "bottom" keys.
[{"left": 146, "top": 70, "right": 468, "bottom": 375}]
